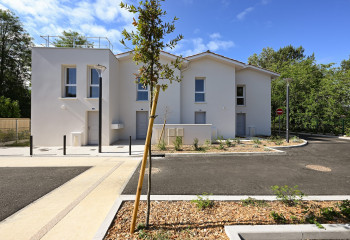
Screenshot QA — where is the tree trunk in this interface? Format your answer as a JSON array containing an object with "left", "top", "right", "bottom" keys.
[{"left": 146, "top": 82, "right": 153, "bottom": 227}]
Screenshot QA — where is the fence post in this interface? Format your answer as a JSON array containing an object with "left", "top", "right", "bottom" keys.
[
  {"left": 16, "top": 119, "right": 18, "bottom": 142},
  {"left": 129, "top": 136, "right": 131, "bottom": 155},
  {"left": 30, "top": 135, "right": 33, "bottom": 156},
  {"left": 63, "top": 135, "right": 66, "bottom": 155}
]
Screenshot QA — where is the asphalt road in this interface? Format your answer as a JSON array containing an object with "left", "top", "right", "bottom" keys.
[
  {"left": 123, "top": 135, "right": 350, "bottom": 195},
  {"left": 0, "top": 167, "right": 90, "bottom": 221}
]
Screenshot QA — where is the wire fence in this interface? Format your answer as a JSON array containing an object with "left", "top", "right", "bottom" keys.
[{"left": 0, "top": 118, "right": 30, "bottom": 144}]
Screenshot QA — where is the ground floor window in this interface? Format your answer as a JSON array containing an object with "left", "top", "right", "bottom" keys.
[{"left": 195, "top": 111, "right": 206, "bottom": 124}]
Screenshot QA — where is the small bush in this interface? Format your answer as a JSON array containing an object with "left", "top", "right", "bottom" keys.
[
  {"left": 320, "top": 207, "right": 339, "bottom": 220},
  {"left": 264, "top": 147, "right": 271, "bottom": 151},
  {"left": 234, "top": 137, "right": 241, "bottom": 144},
  {"left": 274, "top": 139, "right": 283, "bottom": 145},
  {"left": 270, "top": 211, "right": 287, "bottom": 224},
  {"left": 253, "top": 144, "right": 259, "bottom": 148},
  {"left": 337, "top": 199, "right": 350, "bottom": 219},
  {"left": 193, "top": 138, "right": 199, "bottom": 150},
  {"left": 253, "top": 137, "right": 262, "bottom": 145},
  {"left": 157, "top": 140, "right": 166, "bottom": 151},
  {"left": 204, "top": 139, "right": 211, "bottom": 146},
  {"left": 241, "top": 197, "right": 268, "bottom": 207},
  {"left": 291, "top": 136, "right": 303, "bottom": 143},
  {"left": 225, "top": 139, "right": 232, "bottom": 147},
  {"left": 271, "top": 185, "right": 305, "bottom": 206},
  {"left": 173, "top": 136, "right": 182, "bottom": 151},
  {"left": 191, "top": 192, "right": 214, "bottom": 210},
  {"left": 218, "top": 142, "right": 225, "bottom": 150}
]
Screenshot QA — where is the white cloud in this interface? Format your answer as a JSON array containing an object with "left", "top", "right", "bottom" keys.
[
  {"left": 209, "top": 33, "right": 221, "bottom": 39},
  {"left": 236, "top": 7, "right": 254, "bottom": 20},
  {"left": 207, "top": 39, "right": 234, "bottom": 51}
]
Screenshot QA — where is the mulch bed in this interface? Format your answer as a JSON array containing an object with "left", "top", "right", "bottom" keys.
[{"left": 104, "top": 200, "right": 349, "bottom": 240}]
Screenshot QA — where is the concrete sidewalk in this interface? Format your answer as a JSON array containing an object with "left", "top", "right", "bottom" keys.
[
  {"left": 0, "top": 156, "right": 141, "bottom": 240},
  {"left": 0, "top": 140, "right": 145, "bottom": 157}
]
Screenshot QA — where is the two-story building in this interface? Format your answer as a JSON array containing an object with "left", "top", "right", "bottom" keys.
[{"left": 31, "top": 47, "right": 279, "bottom": 146}]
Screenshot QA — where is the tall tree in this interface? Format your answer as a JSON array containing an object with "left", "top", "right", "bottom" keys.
[
  {"left": 0, "top": 96, "right": 20, "bottom": 118},
  {"left": 120, "top": 0, "right": 183, "bottom": 233},
  {"left": 0, "top": 9, "right": 32, "bottom": 117},
  {"left": 340, "top": 56, "right": 350, "bottom": 72},
  {"left": 53, "top": 30, "right": 93, "bottom": 48}
]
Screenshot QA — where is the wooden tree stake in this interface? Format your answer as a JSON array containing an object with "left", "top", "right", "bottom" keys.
[{"left": 130, "top": 85, "right": 160, "bottom": 234}]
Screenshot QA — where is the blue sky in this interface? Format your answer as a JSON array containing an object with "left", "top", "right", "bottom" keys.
[{"left": 1, "top": 0, "right": 350, "bottom": 65}]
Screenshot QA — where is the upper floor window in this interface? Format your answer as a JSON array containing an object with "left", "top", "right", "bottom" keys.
[
  {"left": 64, "top": 67, "right": 76, "bottom": 97},
  {"left": 195, "top": 79, "right": 205, "bottom": 102},
  {"left": 237, "top": 85, "right": 245, "bottom": 106},
  {"left": 137, "top": 78, "right": 148, "bottom": 101},
  {"left": 89, "top": 68, "right": 99, "bottom": 98}
]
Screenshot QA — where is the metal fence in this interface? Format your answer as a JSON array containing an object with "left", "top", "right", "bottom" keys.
[{"left": 0, "top": 118, "right": 31, "bottom": 144}]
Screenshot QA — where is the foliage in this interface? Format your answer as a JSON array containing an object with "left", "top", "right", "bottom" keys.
[
  {"left": 337, "top": 199, "right": 350, "bottom": 219},
  {"left": 274, "top": 139, "right": 283, "bottom": 145},
  {"left": 191, "top": 192, "right": 214, "bottom": 210},
  {"left": 249, "top": 45, "right": 350, "bottom": 135},
  {"left": 253, "top": 144, "right": 259, "bottom": 148},
  {"left": 4, "top": 140, "right": 30, "bottom": 147},
  {"left": 234, "top": 137, "right": 241, "bottom": 144},
  {"left": 204, "top": 139, "right": 211, "bottom": 146},
  {"left": 270, "top": 211, "right": 287, "bottom": 224},
  {"left": 291, "top": 136, "right": 303, "bottom": 143},
  {"left": 0, "top": 10, "right": 32, "bottom": 117},
  {"left": 193, "top": 138, "right": 199, "bottom": 150},
  {"left": 120, "top": 0, "right": 183, "bottom": 91},
  {"left": 53, "top": 30, "right": 93, "bottom": 48},
  {"left": 218, "top": 142, "right": 225, "bottom": 150},
  {"left": 264, "top": 147, "right": 272, "bottom": 151},
  {"left": 173, "top": 136, "right": 182, "bottom": 151},
  {"left": 241, "top": 197, "right": 268, "bottom": 207},
  {"left": 0, "top": 96, "right": 20, "bottom": 117},
  {"left": 271, "top": 185, "right": 305, "bottom": 206},
  {"left": 0, "top": 129, "right": 15, "bottom": 142},
  {"left": 157, "top": 140, "right": 166, "bottom": 150},
  {"left": 319, "top": 207, "right": 339, "bottom": 221},
  {"left": 225, "top": 139, "right": 232, "bottom": 147},
  {"left": 252, "top": 137, "right": 262, "bottom": 145}
]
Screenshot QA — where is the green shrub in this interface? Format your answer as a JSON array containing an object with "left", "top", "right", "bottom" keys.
[
  {"left": 320, "top": 207, "right": 339, "bottom": 220},
  {"left": 274, "top": 139, "right": 283, "bottom": 145},
  {"left": 271, "top": 185, "right": 305, "bottom": 206},
  {"left": 291, "top": 136, "right": 303, "bottom": 143},
  {"left": 225, "top": 139, "right": 232, "bottom": 147},
  {"left": 218, "top": 142, "right": 225, "bottom": 150},
  {"left": 0, "top": 129, "right": 16, "bottom": 142},
  {"left": 264, "top": 147, "right": 271, "bottom": 151},
  {"left": 173, "top": 136, "right": 182, "bottom": 151},
  {"left": 337, "top": 199, "right": 350, "bottom": 219},
  {"left": 204, "top": 139, "right": 211, "bottom": 146},
  {"left": 241, "top": 197, "right": 268, "bottom": 207},
  {"left": 253, "top": 144, "right": 259, "bottom": 148},
  {"left": 270, "top": 211, "right": 287, "bottom": 224},
  {"left": 191, "top": 192, "right": 214, "bottom": 210},
  {"left": 253, "top": 137, "right": 262, "bottom": 145},
  {"left": 234, "top": 137, "right": 241, "bottom": 144},
  {"left": 193, "top": 138, "right": 199, "bottom": 150},
  {"left": 157, "top": 140, "right": 166, "bottom": 151}
]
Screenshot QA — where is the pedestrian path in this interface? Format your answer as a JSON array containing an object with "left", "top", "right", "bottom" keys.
[{"left": 0, "top": 156, "right": 141, "bottom": 240}]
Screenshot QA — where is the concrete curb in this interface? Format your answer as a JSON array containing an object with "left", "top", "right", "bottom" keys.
[
  {"left": 94, "top": 194, "right": 350, "bottom": 240},
  {"left": 269, "top": 139, "right": 308, "bottom": 149},
  {"left": 225, "top": 224, "right": 350, "bottom": 240}
]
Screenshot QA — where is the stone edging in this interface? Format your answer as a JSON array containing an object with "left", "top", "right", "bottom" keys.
[{"left": 93, "top": 194, "right": 350, "bottom": 240}]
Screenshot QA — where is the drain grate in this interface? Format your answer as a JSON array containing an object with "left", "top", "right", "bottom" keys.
[{"left": 306, "top": 165, "right": 331, "bottom": 172}]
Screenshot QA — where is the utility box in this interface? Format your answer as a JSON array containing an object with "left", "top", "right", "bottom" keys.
[{"left": 71, "top": 132, "right": 82, "bottom": 146}]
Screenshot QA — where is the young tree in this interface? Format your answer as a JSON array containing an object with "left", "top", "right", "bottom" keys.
[
  {"left": 53, "top": 30, "right": 93, "bottom": 48},
  {"left": 0, "top": 96, "right": 20, "bottom": 118},
  {"left": 0, "top": 9, "right": 32, "bottom": 117},
  {"left": 120, "top": 0, "right": 183, "bottom": 233}
]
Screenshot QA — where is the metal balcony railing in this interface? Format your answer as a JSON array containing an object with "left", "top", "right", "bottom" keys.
[{"left": 40, "top": 36, "right": 114, "bottom": 52}]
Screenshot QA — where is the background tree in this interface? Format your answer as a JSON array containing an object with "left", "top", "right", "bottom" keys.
[
  {"left": 0, "top": 9, "right": 32, "bottom": 117},
  {"left": 120, "top": 0, "right": 183, "bottom": 232},
  {"left": 0, "top": 96, "right": 20, "bottom": 118},
  {"left": 53, "top": 30, "right": 93, "bottom": 48}
]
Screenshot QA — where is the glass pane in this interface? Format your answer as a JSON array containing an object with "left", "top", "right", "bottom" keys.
[
  {"left": 195, "top": 79, "right": 204, "bottom": 92},
  {"left": 65, "top": 86, "right": 76, "bottom": 97},
  {"left": 90, "top": 86, "right": 99, "bottom": 98},
  {"left": 66, "top": 68, "right": 76, "bottom": 84},
  {"left": 237, "top": 98, "right": 244, "bottom": 105},
  {"left": 137, "top": 91, "right": 148, "bottom": 101},
  {"left": 195, "top": 93, "right": 205, "bottom": 102},
  {"left": 91, "top": 69, "right": 99, "bottom": 84},
  {"left": 237, "top": 86, "right": 244, "bottom": 97}
]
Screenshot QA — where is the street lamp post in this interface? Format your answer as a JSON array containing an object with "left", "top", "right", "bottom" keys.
[
  {"left": 284, "top": 78, "right": 293, "bottom": 143},
  {"left": 94, "top": 64, "right": 107, "bottom": 153}
]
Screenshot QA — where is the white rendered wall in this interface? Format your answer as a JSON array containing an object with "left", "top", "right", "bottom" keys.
[
  {"left": 236, "top": 69, "right": 271, "bottom": 136},
  {"left": 181, "top": 57, "right": 236, "bottom": 139},
  {"left": 108, "top": 52, "right": 120, "bottom": 144},
  {"left": 31, "top": 48, "right": 112, "bottom": 146},
  {"left": 117, "top": 55, "right": 181, "bottom": 140}
]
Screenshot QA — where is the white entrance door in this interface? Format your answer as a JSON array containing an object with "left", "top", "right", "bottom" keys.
[
  {"left": 88, "top": 111, "right": 99, "bottom": 145},
  {"left": 136, "top": 111, "right": 148, "bottom": 139},
  {"left": 236, "top": 113, "right": 246, "bottom": 137}
]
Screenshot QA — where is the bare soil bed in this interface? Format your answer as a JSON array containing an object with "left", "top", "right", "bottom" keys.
[
  {"left": 152, "top": 138, "right": 304, "bottom": 153},
  {"left": 104, "top": 200, "right": 349, "bottom": 240}
]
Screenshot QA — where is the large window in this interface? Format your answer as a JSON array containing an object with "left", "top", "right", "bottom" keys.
[
  {"left": 195, "top": 79, "right": 205, "bottom": 102},
  {"left": 64, "top": 67, "right": 76, "bottom": 97},
  {"left": 237, "top": 85, "right": 245, "bottom": 106},
  {"left": 137, "top": 79, "right": 148, "bottom": 101},
  {"left": 89, "top": 68, "right": 99, "bottom": 98}
]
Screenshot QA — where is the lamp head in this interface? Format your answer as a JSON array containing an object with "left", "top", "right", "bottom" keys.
[
  {"left": 94, "top": 64, "right": 107, "bottom": 77},
  {"left": 284, "top": 78, "right": 293, "bottom": 85}
]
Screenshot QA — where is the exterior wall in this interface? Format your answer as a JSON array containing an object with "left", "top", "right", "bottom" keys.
[
  {"left": 108, "top": 52, "right": 120, "bottom": 144},
  {"left": 151, "top": 124, "right": 212, "bottom": 145},
  {"left": 31, "top": 48, "right": 112, "bottom": 146},
  {"left": 181, "top": 57, "right": 236, "bottom": 139},
  {"left": 117, "top": 56, "right": 181, "bottom": 140},
  {"left": 236, "top": 69, "right": 271, "bottom": 136}
]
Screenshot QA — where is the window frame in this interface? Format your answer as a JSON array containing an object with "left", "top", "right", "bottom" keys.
[
  {"left": 88, "top": 67, "right": 100, "bottom": 98},
  {"left": 63, "top": 65, "right": 77, "bottom": 98},
  {"left": 195, "top": 78, "right": 205, "bottom": 103},
  {"left": 236, "top": 85, "right": 246, "bottom": 106},
  {"left": 136, "top": 78, "right": 149, "bottom": 101}
]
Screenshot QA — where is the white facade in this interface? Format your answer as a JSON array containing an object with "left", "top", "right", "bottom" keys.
[{"left": 31, "top": 48, "right": 279, "bottom": 146}]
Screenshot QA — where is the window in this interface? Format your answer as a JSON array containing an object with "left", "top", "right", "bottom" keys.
[
  {"left": 64, "top": 67, "right": 76, "bottom": 97},
  {"left": 137, "top": 79, "right": 148, "bottom": 101},
  {"left": 195, "top": 79, "right": 205, "bottom": 102},
  {"left": 237, "top": 86, "right": 245, "bottom": 106},
  {"left": 195, "top": 112, "right": 206, "bottom": 124},
  {"left": 89, "top": 68, "right": 99, "bottom": 98}
]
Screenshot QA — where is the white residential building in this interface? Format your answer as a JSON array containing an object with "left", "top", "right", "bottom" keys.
[{"left": 31, "top": 47, "right": 279, "bottom": 146}]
